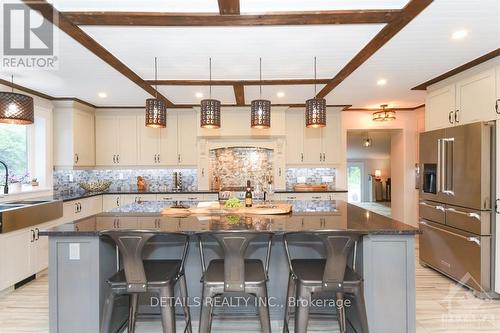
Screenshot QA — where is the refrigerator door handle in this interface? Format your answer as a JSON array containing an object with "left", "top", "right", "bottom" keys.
[
  {"left": 437, "top": 138, "right": 443, "bottom": 193},
  {"left": 442, "top": 138, "right": 455, "bottom": 196}
]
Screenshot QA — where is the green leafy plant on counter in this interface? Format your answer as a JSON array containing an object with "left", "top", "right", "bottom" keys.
[
  {"left": 225, "top": 215, "right": 241, "bottom": 224},
  {"left": 224, "top": 197, "right": 243, "bottom": 209}
]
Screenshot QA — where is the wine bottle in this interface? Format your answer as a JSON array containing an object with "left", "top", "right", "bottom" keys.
[{"left": 245, "top": 180, "right": 253, "bottom": 207}]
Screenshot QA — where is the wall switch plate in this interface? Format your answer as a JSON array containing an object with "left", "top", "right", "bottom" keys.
[
  {"left": 68, "top": 174, "right": 74, "bottom": 182},
  {"left": 297, "top": 176, "right": 306, "bottom": 183},
  {"left": 119, "top": 173, "right": 124, "bottom": 180},
  {"left": 322, "top": 176, "right": 334, "bottom": 183},
  {"left": 69, "top": 243, "right": 80, "bottom": 260}
]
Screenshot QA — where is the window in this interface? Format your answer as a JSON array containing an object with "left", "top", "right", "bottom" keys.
[{"left": 0, "top": 123, "right": 29, "bottom": 183}]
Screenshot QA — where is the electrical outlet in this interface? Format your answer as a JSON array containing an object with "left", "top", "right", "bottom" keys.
[
  {"left": 68, "top": 174, "right": 73, "bottom": 182},
  {"left": 297, "top": 176, "right": 306, "bottom": 183},
  {"left": 322, "top": 176, "right": 334, "bottom": 183},
  {"left": 119, "top": 173, "right": 124, "bottom": 180}
]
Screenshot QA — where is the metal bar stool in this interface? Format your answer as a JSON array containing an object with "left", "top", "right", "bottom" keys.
[
  {"left": 197, "top": 231, "right": 273, "bottom": 333},
  {"left": 282, "top": 232, "right": 369, "bottom": 333},
  {"left": 100, "top": 230, "right": 192, "bottom": 333}
]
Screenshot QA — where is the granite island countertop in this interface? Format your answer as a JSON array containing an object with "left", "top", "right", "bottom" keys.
[{"left": 40, "top": 200, "right": 418, "bottom": 236}]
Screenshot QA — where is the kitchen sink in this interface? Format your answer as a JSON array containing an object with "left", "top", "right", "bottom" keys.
[
  {"left": 0, "top": 199, "right": 63, "bottom": 233},
  {"left": 0, "top": 204, "right": 26, "bottom": 211}
]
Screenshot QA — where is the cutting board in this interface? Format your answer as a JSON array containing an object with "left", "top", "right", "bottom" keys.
[
  {"left": 293, "top": 184, "right": 328, "bottom": 192},
  {"left": 161, "top": 203, "right": 292, "bottom": 216}
]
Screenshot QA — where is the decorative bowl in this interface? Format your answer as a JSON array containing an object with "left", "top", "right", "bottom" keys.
[{"left": 79, "top": 180, "right": 112, "bottom": 192}]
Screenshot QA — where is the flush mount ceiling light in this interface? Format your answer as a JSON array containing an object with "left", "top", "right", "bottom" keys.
[
  {"left": 195, "top": 92, "right": 204, "bottom": 98},
  {"left": 200, "top": 57, "right": 221, "bottom": 129},
  {"left": 376, "top": 78, "right": 387, "bottom": 86},
  {"left": 0, "top": 75, "right": 34, "bottom": 125},
  {"left": 98, "top": 92, "right": 107, "bottom": 98},
  {"left": 452, "top": 29, "right": 468, "bottom": 40},
  {"left": 305, "top": 56, "right": 326, "bottom": 128},
  {"left": 277, "top": 91, "right": 285, "bottom": 98},
  {"left": 145, "top": 57, "right": 166, "bottom": 128},
  {"left": 251, "top": 58, "right": 271, "bottom": 129},
  {"left": 372, "top": 104, "right": 396, "bottom": 121}
]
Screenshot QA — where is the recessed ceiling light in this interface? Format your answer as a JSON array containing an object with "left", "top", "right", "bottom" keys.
[
  {"left": 195, "top": 92, "right": 203, "bottom": 98},
  {"left": 98, "top": 92, "right": 107, "bottom": 98},
  {"left": 451, "top": 29, "right": 468, "bottom": 40},
  {"left": 376, "top": 79, "right": 387, "bottom": 86},
  {"left": 277, "top": 91, "right": 285, "bottom": 98}
]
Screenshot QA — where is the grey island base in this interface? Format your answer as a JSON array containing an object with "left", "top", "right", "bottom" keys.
[{"left": 41, "top": 200, "right": 418, "bottom": 333}]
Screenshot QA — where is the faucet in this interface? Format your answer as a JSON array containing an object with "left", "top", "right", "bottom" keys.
[{"left": 0, "top": 160, "right": 8, "bottom": 194}]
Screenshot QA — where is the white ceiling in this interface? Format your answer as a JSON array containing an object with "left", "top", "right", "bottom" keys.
[
  {"left": 50, "top": 0, "right": 410, "bottom": 12},
  {"left": 0, "top": 0, "right": 498, "bottom": 108}
]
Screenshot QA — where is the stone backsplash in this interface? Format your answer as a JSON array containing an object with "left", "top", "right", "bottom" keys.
[
  {"left": 286, "top": 167, "right": 336, "bottom": 190},
  {"left": 209, "top": 147, "right": 273, "bottom": 190},
  {"left": 53, "top": 168, "right": 197, "bottom": 193}
]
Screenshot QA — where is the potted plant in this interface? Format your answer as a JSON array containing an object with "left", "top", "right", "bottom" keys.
[{"left": 9, "top": 172, "right": 30, "bottom": 192}]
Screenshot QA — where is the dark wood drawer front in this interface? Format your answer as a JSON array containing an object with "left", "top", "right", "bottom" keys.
[
  {"left": 419, "top": 220, "right": 484, "bottom": 290},
  {"left": 419, "top": 201, "right": 445, "bottom": 224}
]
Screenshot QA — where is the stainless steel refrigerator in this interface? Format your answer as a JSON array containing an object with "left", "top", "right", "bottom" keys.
[{"left": 418, "top": 121, "right": 498, "bottom": 297}]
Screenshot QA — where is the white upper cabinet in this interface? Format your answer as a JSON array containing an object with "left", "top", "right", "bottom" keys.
[
  {"left": 425, "top": 58, "right": 500, "bottom": 130},
  {"left": 95, "top": 114, "right": 137, "bottom": 166},
  {"left": 136, "top": 109, "right": 197, "bottom": 166},
  {"left": 456, "top": 68, "right": 496, "bottom": 124},
  {"left": 137, "top": 115, "right": 161, "bottom": 165},
  {"left": 159, "top": 111, "right": 179, "bottom": 165},
  {"left": 95, "top": 115, "right": 118, "bottom": 165},
  {"left": 425, "top": 84, "right": 456, "bottom": 130},
  {"left": 177, "top": 109, "right": 198, "bottom": 165},
  {"left": 53, "top": 101, "right": 95, "bottom": 167},
  {"left": 285, "top": 108, "right": 342, "bottom": 166},
  {"left": 285, "top": 109, "right": 304, "bottom": 164},
  {"left": 496, "top": 65, "right": 500, "bottom": 118}
]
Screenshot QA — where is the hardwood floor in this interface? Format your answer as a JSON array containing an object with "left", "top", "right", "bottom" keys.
[{"left": 1, "top": 251, "right": 499, "bottom": 332}]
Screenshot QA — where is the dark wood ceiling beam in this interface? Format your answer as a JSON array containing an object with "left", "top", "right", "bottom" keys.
[
  {"left": 21, "top": 0, "right": 173, "bottom": 106},
  {"left": 218, "top": 0, "right": 240, "bottom": 15},
  {"left": 316, "top": 0, "right": 433, "bottom": 98},
  {"left": 63, "top": 10, "right": 400, "bottom": 26},
  {"left": 233, "top": 84, "right": 245, "bottom": 105},
  {"left": 145, "top": 78, "right": 331, "bottom": 86},
  {"left": 0, "top": 78, "right": 54, "bottom": 100},
  {"left": 412, "top": 48, "right": 500, "bottom": 90}
]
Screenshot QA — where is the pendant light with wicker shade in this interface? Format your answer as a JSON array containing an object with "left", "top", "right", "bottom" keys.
[
  {"left": 0, "top": 75, "right": 34, "bottom": 125},
  {"left": 200, "top": 58, "right": 221, "bottom": 129},
  {"left": 145, "top": 57, "right": 166, "bottom": 128},
  {"left": 305, "top": 57, "right": 326, "bottom": 128},
  {"left": 250, "top": 58, "right": 271, "bottom": 129}
]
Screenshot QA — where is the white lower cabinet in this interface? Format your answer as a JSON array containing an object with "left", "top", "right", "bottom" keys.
[{"left": 276, "top": 192, "right": 347, "bottom": 201}]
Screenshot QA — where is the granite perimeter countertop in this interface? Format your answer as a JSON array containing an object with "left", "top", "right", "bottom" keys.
[
  {"left": 40, "top": 200, "right": 418, "bottom": 236},
  {"left": 51, "top": 190, "right": 219, "bottom": 202}
]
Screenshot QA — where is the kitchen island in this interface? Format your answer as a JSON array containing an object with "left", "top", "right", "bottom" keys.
[{"left": 41, "top": 200, "right": 418, "bottom": 333}]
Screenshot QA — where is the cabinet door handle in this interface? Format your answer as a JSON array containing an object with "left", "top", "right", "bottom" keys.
[
  {"left": 30, "top": 229, "right": 35, "bottom": 242},
  {"left": 454, "top": 110, "right": 459, "bottom": 123},
  {"left": 157, "top": 154, "right": 160, "bottom": 163},
  {"left": 323, "top": 153, "right": 326, "bottom": 162},
  {"left": 113, "top": 155, "right": 116, "bottom": 163},
  {"left": 116, "top": 155, "right": 120, "bottom": 163},
  {"left": 74, "top": 203, "right": 78, "bottom": 213},
  {"left": 496, "top": 99, "right": 500, "bottom": 114},
  {"left": 448, "top": 111, "right": 454, "bottom": 124},
  {"left": 300, "top": 153, "right": 304, "bottom": 162},
  {"left": 178, "top": 154, "right": 181, "bottom": 163},
  {"left": 201, "top": 168, "right": 205, "bottom": 177},
  {"left": 74, "top": 154, "right": 79, "bottom": 164},
  {"left": 35, "top": 228, "right": 40, "bottom": 240},
  {"left": 154, "top": 154, "right": 157, "bottom": 163},
  {"left": 278, "top": 167, "right": 282, "bottom": 177},
  {"left": 116, "top": 197, "right": 120, "bottom": 206}
]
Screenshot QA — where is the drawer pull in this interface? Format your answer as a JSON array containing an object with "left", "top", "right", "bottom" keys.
[
  {"left": 420, "top": 221, "right": 480, "bottom": 246},
  {"left": 312, "top": 196, "right": 322, "bottom": 199},
  {"left": 287, "top": 196, "right": 296, "bottom": 200},
  {"left": 419, "top": 202, "right": 445, "bottom": 212},
  {"left": 445, "top": 208, "right": 480, "bottom": 220},
  {"left": 187, "top": 197, "right": 198, "bottom": 200}
]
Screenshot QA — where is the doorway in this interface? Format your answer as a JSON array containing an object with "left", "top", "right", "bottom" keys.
[
  {"left": 346, "top": 130, "right": 393, "bottom": 217},
  {"left": 347, "top": 162, "right": 364, "bottom": 203}
]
